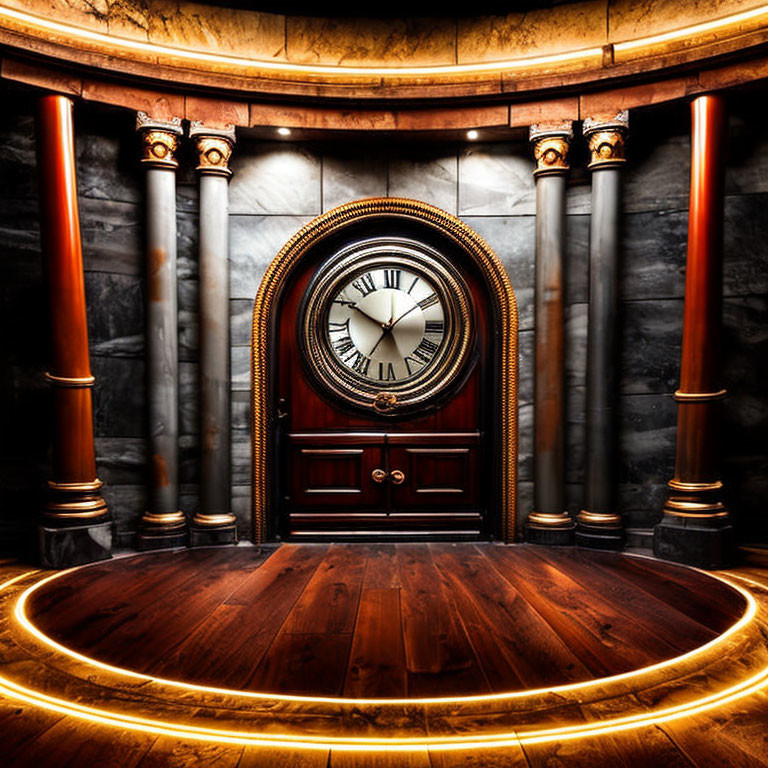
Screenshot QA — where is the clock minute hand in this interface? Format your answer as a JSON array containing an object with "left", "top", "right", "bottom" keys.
[{"left": 390, "top": 303, "right": 419, "bottom": 329}]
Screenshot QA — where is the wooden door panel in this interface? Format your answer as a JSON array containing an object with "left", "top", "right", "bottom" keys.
[
  {"left": 275, "top": 223, "right": 494, "bottom": 538},
  {"left": 388, "top": 433, "right": 481, "bottom": 512},
  {"left": 287, "top": 433, "right": 386, "bottom": 510}
]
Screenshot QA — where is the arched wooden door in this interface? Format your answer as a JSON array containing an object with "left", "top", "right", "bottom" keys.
[{"left": 251, "top": 199, "right": 518, "bottom": 543}]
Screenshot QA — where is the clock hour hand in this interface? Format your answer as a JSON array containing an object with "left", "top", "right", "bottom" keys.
[
  {"left": 353, "top": 304, "right": 386, "bottom": 325},
  {"left": 368, "top": 292, "right": 399, "bottom": 356}
]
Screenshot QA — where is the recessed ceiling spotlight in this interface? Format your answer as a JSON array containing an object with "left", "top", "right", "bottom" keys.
[
  {"left": 277, "top": 127, "right": 291, "bottom": 136},
  {"left": 466, "top": 130, "right": 479, "bottom": 140}
]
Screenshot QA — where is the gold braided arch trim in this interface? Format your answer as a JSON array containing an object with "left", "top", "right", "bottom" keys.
[{"left": 250, "top": 197, "right": 519, "bottom": 544}]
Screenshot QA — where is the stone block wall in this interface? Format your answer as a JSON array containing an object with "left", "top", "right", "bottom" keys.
[{"left": 1, "top": 87, "right": 766, "bottom": 552}]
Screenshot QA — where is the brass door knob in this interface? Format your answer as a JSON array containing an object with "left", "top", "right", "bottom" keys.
[
  {"left": 389, "top": 469, "right": 405, "bottom": 485},
  {"left": 371, "top": 468, "right": 387, "bottom": 483}
]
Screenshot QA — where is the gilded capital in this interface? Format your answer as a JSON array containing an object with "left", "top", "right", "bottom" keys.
[
  {"left": 583, "top": 111, "right": 629, "bottom": 170},
  {"left": 189, "top": 122, "right": 236, "bottom": 178},
  {"left": 136, "top": 112, "right": 182, "bottom": 170},
  {"left": 530, "top": 123, "right": 573, "bottom": 177}
]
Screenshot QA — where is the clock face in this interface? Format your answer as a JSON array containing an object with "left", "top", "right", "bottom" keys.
[
  {"left": 326, "top": 266, "right": 446, "bottom": 385},
  {"left": 300, "top": 237, "right": 472, "bottom": 414}
]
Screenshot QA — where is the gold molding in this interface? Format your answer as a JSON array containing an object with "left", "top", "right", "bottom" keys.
[
  {"left": 577, "top": 510, "right": 623, "bottom": 527},
  {"left": 250, "top": 197, "right": 519, "bottom": 544},
  {"left": 44, "top": 499, "right": 109, "bottom": 518},
  {"left": 664, "top": 498, "right": 728, "bottom": 516},
  {"left": 527, "top": 511, "right": 574, "bottom": 528},
  {"left": 583, "top": 112, "right": 629, "bottom": 170},
  {"left": 529, "top": 125, "right": 573, "bottom": 177},
  {"left": 141, "top": 512, "right": 186, "bottom": 526},
  {"left": 668, "top": 479, "right": 723, "bottom": 492},
  {"left": 45, "top": 372, "right": 94, "bottom": 388},
  {"left": 663, "top": 508, "right": 730, "bottom": 519},
  {"left": 136, "top": 112, "right": 182, "bottom": 170},
  {"left": 192, "top": 513, "right": 237, "bottom": 527},
  {"left": 674, "top": 388, "right": 727, "bottom": 402},
  {"left": 47, "top": 479, "right": 103, "bottom": 493}
]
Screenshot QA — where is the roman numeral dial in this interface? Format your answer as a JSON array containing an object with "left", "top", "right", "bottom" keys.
[{"left": 326, "top": 264, "right": 446, "bottom": 383}]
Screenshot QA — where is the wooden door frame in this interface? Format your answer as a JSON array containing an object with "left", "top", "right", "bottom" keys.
[{"left": 250, "top": 198, "right": 519, "bottom": 543}]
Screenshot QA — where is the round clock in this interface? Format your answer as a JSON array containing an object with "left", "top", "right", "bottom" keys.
[{"left": 300, "top": 236, "right": 473, "bottom": 413}]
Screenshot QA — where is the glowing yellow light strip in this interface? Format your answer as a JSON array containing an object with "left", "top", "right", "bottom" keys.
[
  {"left": 1, "top": 566, "right": 767, "bottom": 751},
  {"left": 614, "top": 4, "right": 768, "bottom": 52},
  {"left": 0, "top": 5, "right": 601, "bottom": 77},
  {"left": 0, "top": 571, "right": 39, "bottom": 592},
  {"left": 0, "top": 648, "right": 767, "bottom": 750},
  {"left": 12, "top": 568, "right": 758, "bottom": 706},
  {"left": 1, "top": 3, "right": 767, "bottom": 81}
]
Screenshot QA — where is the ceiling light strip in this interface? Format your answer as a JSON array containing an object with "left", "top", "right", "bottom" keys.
[
  {"left": 614, "top": 5, "right": 768, "bottom": 51},
  {"left": 2, "top": 4, "right": 767, "bottom": 80},
  {"left": 0, "top": 5, "right": 601, "bottom": 77}
]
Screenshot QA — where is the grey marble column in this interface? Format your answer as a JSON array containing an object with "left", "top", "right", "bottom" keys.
[
  {"left": 189, "top": 123, "right": 238, "bottom": 546},
  {"left": 136, "top": 112, "right": 187, "bottom": 550},
  {"left": 525, "top": 123, "right": 575, "bottom": 545},
  {"left": 576, "top": 112, "right": 629, "bottom": 551}
]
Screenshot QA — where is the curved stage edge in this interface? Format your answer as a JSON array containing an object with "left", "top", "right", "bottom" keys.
[{"left": 0, "top": 551, "right": 767, "bottom": 753}]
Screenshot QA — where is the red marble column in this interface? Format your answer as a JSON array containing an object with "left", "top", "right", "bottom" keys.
[
  {"left": 36, "top": 94, "right": 111, "bottom": 567},
  {"left": 654, "top": 93, "right": 732, "bottom": 569}
]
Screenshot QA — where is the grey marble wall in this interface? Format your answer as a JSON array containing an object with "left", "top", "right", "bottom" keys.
[{"left": 1, "top": 89, "right": 767, "bottom": 553}]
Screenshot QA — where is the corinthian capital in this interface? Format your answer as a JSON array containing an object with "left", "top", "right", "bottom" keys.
[
  {"left": 136, "top": 112, "right": 183, "bottom": 170},
  {"left": 189, "top": 122, "right": 236, "bottom": 178},
  {"left": 529, "top": 122, "right": 574, "bottom": 177},
  {"left": 583, "top": 111, "right": 629, "bottom": 170}
]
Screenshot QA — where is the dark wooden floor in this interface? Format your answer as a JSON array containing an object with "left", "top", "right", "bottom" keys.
[{"left": 27, "top": 543, "right": 744, "bottom": 698}]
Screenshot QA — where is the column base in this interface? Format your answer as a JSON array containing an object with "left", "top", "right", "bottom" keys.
[
  {"left": 39, "top": 521, "right": 112, "bottom": 569},
  {"left": 575, "top": 511, "right": 625, "bottom": 551},
  {"left": 138, "top": 514, "right": 188, "bottom": 551},
  {"left": 653, "top": 515, "right": 733, "bottom": 569},
  {"left": 525, "top": 512, "right": 575, "bottom": 545},
  {"left": 190, "top": 522, "right": 238, "bottom": 547}
]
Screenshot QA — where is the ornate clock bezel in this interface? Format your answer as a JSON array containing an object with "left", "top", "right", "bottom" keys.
[{"left": 299, "top": 236, "right": 473, "bottom": 414}]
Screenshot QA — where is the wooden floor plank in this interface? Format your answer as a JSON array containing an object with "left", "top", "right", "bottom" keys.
[
  {"left": 522, "top": 723, "right": 693, "bottom": 768},
  {"left": 0, "top": 700, "right": 66, "bottom": 766},
  {"left": 281, "top": 544, "right": 367, "bottom": 635},
  {"left": 343, "top": 587, "right": 407, "bottom": 697},
  {"left": 136, "top": 736, "right": 243, "bottom": 768},
  {"left": 432, "top": 544, "right": 590, "bottom": 691},
  {"left": 483, "top": 545, "right": 683, "bottom": 676},
  {"left": 28, "top": 548, "right": 223, "bottom": 627},
  {"left": 428, "top": 746, "right": 529, "bottom": 767},
  {"left": 249, "top": 631, "right": 353, "bottom": 696},
  {"left": 89, "top": 550, "right": 272, "bottom": 669},
  {"left": 153, "top": 545, "right": 328, "bottom": 687},
  {"left": 580, "top": 550, "right": 744, "bottom": 631},
  {"left": 660, "top": 690, "right": 768, "bottom": 768},
  {"left": 396, "top": 544, "right": 488, "bottom": 697},
  {"left": 237, "top": 747, "right": 329, "bottom": 768},
  {"left": 6, "top": 717, "right": 157, "bottom": 768},
  {"left": 330, "top": 750, "right": 431, "bottom": 767},
  {"left": 526, "top": 546, "right": 719, "bottom": 652},
  {"left": 224, "top": 545, "right": 328, "bottom": 607},
  {"left": 361, "top": 544, "right": 401, "bottom": 589}
]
